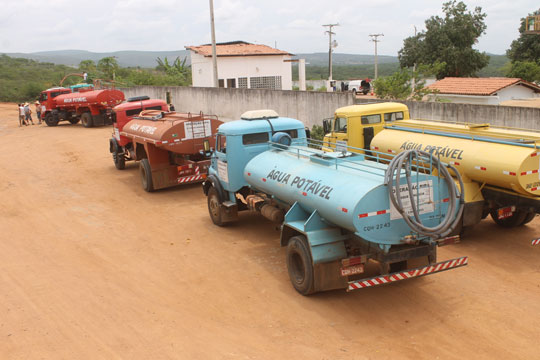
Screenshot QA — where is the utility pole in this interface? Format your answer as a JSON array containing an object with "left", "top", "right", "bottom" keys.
[
  {"left": 323, "top": 23, "right": 339, "bottom": 81},
  {"left": 209, "top": 0, "right": 219, "bottom": 87},
  {"left": 369, "top": 33, "right": 384, "bottom": 80}
]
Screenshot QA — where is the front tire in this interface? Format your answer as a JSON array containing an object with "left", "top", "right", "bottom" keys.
[
  {"left": 286, "top": 235, "right": 315, "bottom": 295},
  {"left": 139, "top": 158, "right": 154, "bottom": 192},
  {"left": 113, "top": 151, "right": 126, "bottom": 170},
  {"left": 207, "top": 187, "right": 224, "bottom": 226},
  {"left": 81, "top": 112, "right": 93, "bottom": 128},
  {"left": 521, "top": 212, "right": 536, "bottom": 225},
  {"left": 44, "top": 113, "right": 58, "bottom": 126}
]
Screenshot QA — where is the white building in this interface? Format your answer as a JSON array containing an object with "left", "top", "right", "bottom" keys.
[
  {"left": 186, "top": 41, "right": 293, "bottom": 90},
  {"left": 426, "top": 77, "right": 540, "bottom": 105}
]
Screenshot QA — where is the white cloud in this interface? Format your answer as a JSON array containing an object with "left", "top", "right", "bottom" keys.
[{"left": 0, "top": 0, "right": 537, "bottom": 55}]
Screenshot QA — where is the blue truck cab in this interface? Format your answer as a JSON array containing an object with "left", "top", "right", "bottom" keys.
[{"left": 203, "top": 110, "right": 307, "bottom": 223}]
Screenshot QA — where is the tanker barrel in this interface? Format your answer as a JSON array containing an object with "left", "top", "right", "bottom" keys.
[
  {"left": 244, "top": 142, "right": 458, "bottom": 246},
  {"left": 371, "top": 126, "right": 540, "bottom": 196}
]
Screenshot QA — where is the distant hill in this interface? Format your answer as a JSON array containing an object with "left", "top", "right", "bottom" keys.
[
  {"left": 295, "top": 53, "right": 399, "bottom": 66},
  {"left": 2, "top": 50, "right": 191, "bottom": 68},
  {"left": 3, "top": 49, "right": 399, "bottom": 68}
]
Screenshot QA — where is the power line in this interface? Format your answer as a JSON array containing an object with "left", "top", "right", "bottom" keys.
[
  {"left": 323, "top": 23, "right": 339, "bottom": 81},
  {"left": 369, "top": 33, "right": 384, "bottom": 80}
]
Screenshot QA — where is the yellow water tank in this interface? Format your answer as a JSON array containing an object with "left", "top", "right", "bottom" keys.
[{"left": 371, "top": 127, "right": 540, "bottom": 196}]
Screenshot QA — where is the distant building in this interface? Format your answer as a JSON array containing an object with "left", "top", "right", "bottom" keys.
[
  {"left": 185, "top": 41, "right": 293, "bottom": 90},
  {"left": 426, "top": 77, "right": 540, "bottom": 105}
]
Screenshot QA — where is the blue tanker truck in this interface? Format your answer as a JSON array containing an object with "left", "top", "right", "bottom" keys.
[{"left": 203, "top": 110, "right": 468, "bottom": 295}]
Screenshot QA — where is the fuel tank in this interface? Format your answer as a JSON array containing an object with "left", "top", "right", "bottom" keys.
[
  {"left": 371, "top": 126, "right": 540, "bottom": 196},
  {"left": 121, "top": 110, "right": 222, "bottom": 155},
  {"left": 54, "top": 89, "right": 125, "bottom": 108},
  {"left": 244, "top": 148, "right": 454, "bottom": 246}
]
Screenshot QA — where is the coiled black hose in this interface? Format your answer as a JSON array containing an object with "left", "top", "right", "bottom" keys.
[{"left": 384, "top": 150, "right": 465, "bottom": 239}]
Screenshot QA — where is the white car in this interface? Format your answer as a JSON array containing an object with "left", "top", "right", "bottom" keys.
[{"left": 348, "top": 79, "right": 371, "bottom": 95}]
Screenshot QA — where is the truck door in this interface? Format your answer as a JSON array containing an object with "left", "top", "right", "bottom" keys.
[
  {"left": 214, "top": 134, "right": 229, "bottom": 187},
  {"left": 360, "top": 114, "right": 382, "bottom": 151},
  {"left": 333, "top": 116, "right": 348, "bottom": 151}
]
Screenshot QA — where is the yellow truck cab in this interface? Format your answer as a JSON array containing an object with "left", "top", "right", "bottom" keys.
[{"left": 322, "top": 102, "right": 409, "bottom": 152}]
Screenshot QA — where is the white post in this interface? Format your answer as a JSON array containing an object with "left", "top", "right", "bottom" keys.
[
  {"left": 299, "top": 59, "right": 306, "bottom": 91},
  {"left": 209, "top": 0, "right": 219, "bottom": 88}
]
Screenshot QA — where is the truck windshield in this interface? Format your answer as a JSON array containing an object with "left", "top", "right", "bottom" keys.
[{"left": 334, "top": 117, "right": 347, "bottom": 132}]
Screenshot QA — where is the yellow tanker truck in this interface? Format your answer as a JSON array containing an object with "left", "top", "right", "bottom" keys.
[{"left": 322, "top": 103, "right": 540, "bottom": 230}]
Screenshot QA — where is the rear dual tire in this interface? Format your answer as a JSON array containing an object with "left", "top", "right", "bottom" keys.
[
  {"left": 139, "top": 158, "right": 154, "bottom": 192},
  {"left": 490, "top": 210, "right": 536, "bottom": 227},
  {"left": 286, "top": 235, "right": 315, "bottom": 296},
  {"left": 81, "top": 112, "right": 93, "bottom": 128}
]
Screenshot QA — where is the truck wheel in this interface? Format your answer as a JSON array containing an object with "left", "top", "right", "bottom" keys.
[
  {"left": 113, "top": 151, "right": 126, "bottom": 170},
  {"left": 521, "top": 212, "right": 536, "bottom": 225},
  {"left": 44, "top": 113, "right": 58, "bottom": 127},
  {"left": 351, "top": 88, "right": 357, "bottom": 96},
  {"left": 69, "top": 118, "right": 80, "bottom": 125},
  {"left": 490, "top": 209, "right": 527, "bottom": 227},
  {"left": 286, "top": 235, "right": 315, "bottom": 295},
  {"left": 81, "top": 112, "right": 93, "bottom": 128},
  {"left": 207, "top": 187, "right": 224, "bottom": 226},
  {"left": 139, "top": 158, "right": 154, "bottom": 192}
]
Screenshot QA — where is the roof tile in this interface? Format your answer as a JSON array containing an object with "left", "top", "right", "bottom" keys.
[
  {"left": 427, "top": 77, "right": 540, "bottom": 96},
  {"left": 186, "top": 41, "right": 291, "bottom": 57}
]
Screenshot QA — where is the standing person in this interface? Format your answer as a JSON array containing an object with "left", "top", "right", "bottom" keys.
[
  {"left": 35, "top": 101, "right": 41, "bottom": 124},
  {"left": 24, "top": 103, "right": 34, "bottom": 125},
  {"left": 18, "top": 103, "right": 26, "bottom": 126}
]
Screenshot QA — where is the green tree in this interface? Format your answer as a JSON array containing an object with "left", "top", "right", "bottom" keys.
[
  {"left": 398, "top": 1, "right": 489, "bottom": 79},
  {"left": 97, "top": 56, "right": 119, "bottom": 79},
  {"left": 373, "top": 66, "right": 437, "bottom": 100},
  {"left": 507, "top": 9, "right": 540, "bottom": 63},
  {"left": 507, "top": 61, "right": 540, "bottom": 82},
  {"left": 506, "top": 9, "right": 540, "bottom": 82},
  {"left": 155, "top": 56, "right": 190, "bottom": 83},
  {"left": 78, "top": 59, "right": 96, "bottom": 72}
]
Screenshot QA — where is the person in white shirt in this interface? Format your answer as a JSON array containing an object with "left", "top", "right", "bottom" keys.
[{"left": 18, "top": 104, "right": 26, "bottom": 126}]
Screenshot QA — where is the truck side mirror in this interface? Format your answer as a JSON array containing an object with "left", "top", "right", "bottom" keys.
[
  {"left": 203, "top": 139, "right": 210, "bottom": 152},
  {"left": 323, "top": 119, "right": 330, "bottom": 134}
]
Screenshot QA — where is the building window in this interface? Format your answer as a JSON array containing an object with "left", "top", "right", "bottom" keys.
[
  {"left": 249, "top": 76, "right": 282, "bottom": 90},
  {"left": 227, "top": 79, "right": 236, "bottom": 88},
  {"left": 238, "top": 77, "right": 248, "bottom": 89},
  {"left": 218, "top": 79, "right": 225, "bottom": 88}
]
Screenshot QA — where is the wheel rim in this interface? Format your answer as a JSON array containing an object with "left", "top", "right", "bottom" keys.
[{"left": 290, "top": 251, "right": 305, "bottom": 284}]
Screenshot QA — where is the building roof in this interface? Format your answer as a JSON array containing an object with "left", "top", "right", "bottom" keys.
[
  {"left": 427, "top": 77, "right": 540, "bottom": 96},
  {"left": 185, "top": 41, "right": 292, "bottom": 57}
]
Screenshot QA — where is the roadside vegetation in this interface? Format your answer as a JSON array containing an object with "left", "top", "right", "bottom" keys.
[{"left": 0, "top": 55, "right": 191, "bottom": 102}]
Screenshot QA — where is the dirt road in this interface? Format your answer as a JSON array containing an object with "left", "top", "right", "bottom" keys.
[{"left": 0, "top": 102, "right": 539, "bottom": 359}]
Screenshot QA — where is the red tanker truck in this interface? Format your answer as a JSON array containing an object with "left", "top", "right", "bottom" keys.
[
  {"left": 109, "top": 99, "right": 222, "bottom": 192},
  {"left": 38, "top": 86, "right": 125, "bottom": 127}
]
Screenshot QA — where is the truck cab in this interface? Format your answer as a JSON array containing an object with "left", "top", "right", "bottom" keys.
[
  {"left": 323, "top": 102, "right": 409, "bottom": 153},
  {"left": 203, "top": 110, "right": 307, "bottom": 222},
  {"left": 111, "top": 96, "right": 169, "bottom": 147},
  {"left": 38, "top": 87, "right": 72, "bottom": 113}
]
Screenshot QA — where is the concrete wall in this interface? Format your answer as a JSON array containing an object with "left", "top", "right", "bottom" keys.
[
  {"left": 120, "top": 86, "right": 353, "bottom": 125},
  {"left": 119, "top": 86, "right": 540, "bottom": 130},
  {"left": 356, "top": 98, "right": 540, "bottom": 130}
]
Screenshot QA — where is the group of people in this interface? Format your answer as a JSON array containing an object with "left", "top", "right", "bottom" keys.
[{"left": 18, "top": 102, "right": 42, "bottom": 127}]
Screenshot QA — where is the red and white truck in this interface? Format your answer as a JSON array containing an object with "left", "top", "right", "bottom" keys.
[
  {"left": 38, "top": 86, "right": 125, "bottom": 127},
  {"left": 109, "top": 97, "right": 222, "bottom": 191}
]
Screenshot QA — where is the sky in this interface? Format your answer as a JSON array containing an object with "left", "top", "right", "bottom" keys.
[{"left": 0, "top": 0, "right": 538, "bottom": 56}]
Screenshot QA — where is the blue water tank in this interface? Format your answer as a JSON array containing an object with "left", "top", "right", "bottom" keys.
[{"left": 244, "top": 147, "right": 453, "bottom": 246}]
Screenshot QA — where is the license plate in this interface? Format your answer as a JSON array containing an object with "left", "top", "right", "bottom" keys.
[
  {"left": 498, "top": 206, "right": 515, "bottom": 219},
  {"left": 341, "top": 264, "right": 364, "bottom": 277}
]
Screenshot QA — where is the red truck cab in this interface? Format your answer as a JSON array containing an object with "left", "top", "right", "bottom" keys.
[
  {"left": 111, "top": 96, "right": 169, "bottom": 147},
  {"left": 38, "top": 87, "right": 72, "bottom": 113}
]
